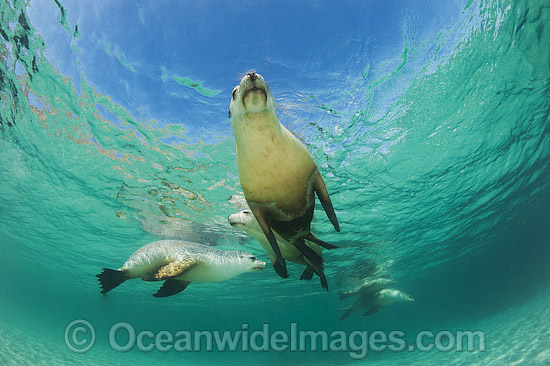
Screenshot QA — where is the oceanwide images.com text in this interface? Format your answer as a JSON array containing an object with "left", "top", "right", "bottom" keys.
[{"left": 65, "top": 320, "right": 486, "bottom": 359}]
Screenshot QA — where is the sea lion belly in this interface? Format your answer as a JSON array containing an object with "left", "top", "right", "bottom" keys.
[{"left": 235, "top": 114, "right": 317, "bottom": 218}]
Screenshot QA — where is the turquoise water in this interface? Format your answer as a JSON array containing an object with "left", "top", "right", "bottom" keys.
[{"left": 1, "top": 0, "right": 549, "bottom": 365}]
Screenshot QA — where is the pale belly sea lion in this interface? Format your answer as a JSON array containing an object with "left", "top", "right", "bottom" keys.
[
  {"left": 228, "top": 71, "right": 340, "bottom": 282},
  {"left": 338, "top": 289, "right": 415, "bottom": 320},
  {"left": 229, "top": 209, "right": 332, "bottom": 289},
  {"left": 96, "top": 240, "right": 265, "bottom": 297}
]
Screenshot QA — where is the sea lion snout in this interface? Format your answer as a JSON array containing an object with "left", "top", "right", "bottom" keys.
[
  {"left": 229, "top": 72, "right": 272, "bottom": 118},
  {"left": 241, "top": 253, "right": 266, "bottom": 271},
  {"left": 228, "top": 210, "right": 252, "bottom": 227},
  {"left": 250, "top": 259, "right": 267, "bottom": 271},
  {"left": 241, "top": 73, "right": 266, "bottom": 92}
]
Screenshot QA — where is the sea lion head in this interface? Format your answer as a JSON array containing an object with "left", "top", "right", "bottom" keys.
[
  {"left": 228, "top": 209, "right": 263, "bottom": 239},
  {"left": 228, "top": 71, "right": 276, "bottom": 120},
  {"left": 400, "top": 291, "right": 415, "bottom": 302},
  {"left": 388, "top": 289, "right": 415, "bottom": 302},
  {"left": 231, "top": 249, "right": 266, "bottom": 272}
]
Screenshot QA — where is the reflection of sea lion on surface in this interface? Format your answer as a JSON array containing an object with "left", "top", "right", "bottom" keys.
[
  {"left": 96, "top": 240, "right": 265, "bottom": 297},
  {"left": 229, "top": 71, "right": 340, "bottom": 285}
]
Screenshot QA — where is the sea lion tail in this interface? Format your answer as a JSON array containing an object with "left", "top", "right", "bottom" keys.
[{"left": 97, "top": 268, "right": 126, "bottom": 294}]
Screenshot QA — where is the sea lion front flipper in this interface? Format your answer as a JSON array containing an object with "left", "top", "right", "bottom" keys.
[
  {"left": 249, "top": 205, "right": 288, "bottom": 279},
  {"left": 306, "top": 233, "right": 338, "bottom": 250},
  {"left": 363, "top": 307, "right": 381, "bottom": 316},
  {"left": 153, "top": 279, "right": 191, "bottom": 298},
  {"left": 300, "top": 266, "right": 314, "bottom": 281},
  {"left": 313, "top": 170, "right": 340, "bottom": 232},
  {"left": 148, "top": 259, "right": 198, "bottom": 281}
]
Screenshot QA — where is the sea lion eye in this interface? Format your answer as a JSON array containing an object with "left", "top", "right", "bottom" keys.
[
  {"left": 232, "top": 87, "right": 238, "bottom": 99},
  {"left": 249, "top": 256, "right": 257, "bottom": 261}
]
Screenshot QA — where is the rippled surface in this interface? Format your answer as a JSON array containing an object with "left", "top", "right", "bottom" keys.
[{"left": 1, "top": 0, "right": 549, "bottom": 365}]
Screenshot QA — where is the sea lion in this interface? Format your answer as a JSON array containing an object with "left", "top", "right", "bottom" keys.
[
  {"left": 338, "top": 289, "right": 415, "bottom": 320},
  {"left": 96, "top": 240, "right": 265, "bottom": 297},
  {"left": 228, "top": 71, "right": 340, "bottom": 280},
  {"left": 338, "top": 278, "right": 396, "bottom": 299},
  {"left": 228, "top": 209, "right": 337, "bottom": 289}
]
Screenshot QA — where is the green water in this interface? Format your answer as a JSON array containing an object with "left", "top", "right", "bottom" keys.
[{"left": 1, "top": 0, "right": 549, "bottom": 364}]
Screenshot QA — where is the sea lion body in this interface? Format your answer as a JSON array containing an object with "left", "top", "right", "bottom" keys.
[
  {"left": 235, "top": 118, "right": 317, "bottom": 220},
  {"left": 229, "top": 72, "right": 340, "bottom": 282},
  {"left": 97, "top": 240, "right": 265, "bottom": 297}
]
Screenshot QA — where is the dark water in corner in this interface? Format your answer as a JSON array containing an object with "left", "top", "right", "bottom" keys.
[{"left": 0, "top": 0, "right": 549, "bottom": 365}]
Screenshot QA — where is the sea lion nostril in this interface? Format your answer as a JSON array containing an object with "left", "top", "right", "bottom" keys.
[{"left": 248, "top": 72, "right": 256, "bottom": 81}]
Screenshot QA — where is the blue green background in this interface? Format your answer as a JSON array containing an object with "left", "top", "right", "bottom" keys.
[{"left": 0, "top": 0, "right": 549, "bottom": 364}]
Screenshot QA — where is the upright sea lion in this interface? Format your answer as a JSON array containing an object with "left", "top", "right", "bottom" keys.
[
  {"left": 338, "top": 289, "right": 415, "bottom": 320},
  {"left": 228, "top": 209, "right": 336, "bottom": 289},
  {"left": 229, "top": 71, "right": 340, "bottom": 280},
  {"left": 96, "top": 240, "right": 265, "bottom": 297}
]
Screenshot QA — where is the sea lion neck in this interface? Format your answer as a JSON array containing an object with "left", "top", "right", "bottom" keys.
[
  {"left": 232, "top": 109, "right": 283, "bottom": 149},
  {"left": 243, "top": 109, "right": 280, "bottom": 128}
]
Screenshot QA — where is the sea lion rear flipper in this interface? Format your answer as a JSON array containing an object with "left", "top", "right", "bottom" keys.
[
  {"left": 300, "top": 266, "right": 314, "bottom": 281},
  {"left": 97, "top": 268, "right": 126, "bottom": 294},
  {"left": 363, "top": 307, "right": 381, "bottom": 316},
  {"left": 149, "top": 259, "right": 198, "bottom": 280},
  {"left": 295, "top": 239, "right": 324, "bottom": 271},
  {"left": 306, "top": 233, "right": 338, "bottom": 250},
  {"left": 296, "top": 241, "right": 329, "bottom": 291},
  {"left": 310, "top": 264, "right": 329, "bottom": 291},
  {"left": 313, "top": 171, "right": 340, "bottom": 232},
  {"left": 318, "top": 272, "right": 329, "bottom": 291},
  {"left": 153, "top": 280, "right": 191, "bottom": 298},
  {"left": 249, "top": 205, "right": 288, "bottom": 278}
]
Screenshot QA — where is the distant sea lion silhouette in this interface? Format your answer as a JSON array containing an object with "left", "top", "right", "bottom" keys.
[
  {"left": 228, "top": 71, "right": 340, "bottom": 282},
  {"left": 96, "top": 240, "right": 265, "bottom": 297},
  {"left": 338, "top": 289, "right": 415, "bottom": 320},
  {"left": 338, "top": 278, "right": 396, "bottom": 299}
]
